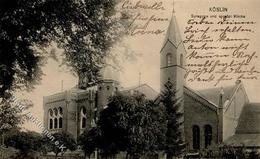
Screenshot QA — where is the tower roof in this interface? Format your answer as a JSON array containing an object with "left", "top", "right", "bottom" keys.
[
  {"left": 161, "top": 14, "right": 182, "bottom": 50},
  {"left": 100, "top": 64, "right": 120, "bottom": 82}
]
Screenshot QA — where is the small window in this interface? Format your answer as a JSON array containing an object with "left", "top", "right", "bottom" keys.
[
  {"left": 81, "top": 107, "right": 87, "bottom": 129},
  {"left": 166, "top": 53, "right": 173, "bottom": 66},
  {"left": 54, "top": 118, "right": 58, "bottom": 129},
  {"left": 58, "top": 107, "right": 63, "bottom": 115},
  {"left": 107, "top": 86, "right": 110, "bottom": 90},
  {"left": 49, "top": 119, "right": 53, "bottom": 129},
  {"left": 193, "top": 125, "right": 200, "bottom": 150},
  {"left": 59, "top": 117, "right": 63, "bottom": 128},
  {"left": 81, "top": 107, "right": 87, "bottom": 115},
  {"left": 54, "top": 108, "right": 58, "bottom": 116},
  {"left": 49, "top": 109, "right": 53, "bottom": 117},
  {"left": 82, "top": 117, "right": 87, "bottom": 128},
  {"left": 204, "top": 125, "right": 212, "bottom": 148}
]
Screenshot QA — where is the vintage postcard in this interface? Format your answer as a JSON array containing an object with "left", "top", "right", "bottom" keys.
[{"left": 0, "top": 0, "right": 259, "bottom": 159}]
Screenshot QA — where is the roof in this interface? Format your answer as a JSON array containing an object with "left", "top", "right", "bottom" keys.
[
  {"left": 224, "top": 134, "right": 260, "bottom": 148},
  {"left": 224, "top": 103, "right": 260, "bottom": 148},
  {"left": 161, "top": 14, "right": 182, "bottom": 51},
  {"left": 198, "top": 85, "right": 237, "bottom": 106},
  {"left": 236, "top": 103, "right": 260, "bottom": 134},
  {"left": 100, "top": 64, "right": 120, "bottom": 82},
  {"left": 121, "top": 84, "right": 159, "bottom": 100},
  {"left": 184, "top": 86, "right": 218, "bottom": 111}
]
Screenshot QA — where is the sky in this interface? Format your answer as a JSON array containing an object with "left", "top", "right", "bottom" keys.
[{"left": 18, "top": 0, "right": 260, "bottom": 132}]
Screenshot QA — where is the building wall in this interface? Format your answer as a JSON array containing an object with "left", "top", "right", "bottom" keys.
[
  {"left": 223, "top": 84, "right": 249, "bottom": 141},
  {"left": 43, "top": 92, "right": 67, "bottom": 134},
  {"left": 43, "top": 90, "right": 95, "bottom": 139},
  {"left": 184, "top": 94, "right": 218, "bottom": 151}
]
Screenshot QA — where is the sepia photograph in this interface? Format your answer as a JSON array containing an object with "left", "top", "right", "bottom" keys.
[{"left": 0, "top": 0, "right": 259, "bottom": 159}]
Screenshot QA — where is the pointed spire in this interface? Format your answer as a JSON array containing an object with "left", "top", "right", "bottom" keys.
[
  {"left": 161, "top": 1, "right": 182, "bottom": 51},
  {"left": 172, "top": 0, "right": 175, "bottom": 13}
]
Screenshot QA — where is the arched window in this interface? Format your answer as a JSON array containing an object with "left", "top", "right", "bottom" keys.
[
  {"left": 58, "top": 107, "right": 63, "bottom": 115},
  {"left": 54, "top": 108, "right": 58, "bottom": 116},
  {"left": 49, "top": 109, "right": 53, "bottom": 117},
  {"left": 49, "top": 119, "right": 53, "bottom": 129},
  {"left": 57, "top": 107, "right": 63, "bottom": 129},
  {"left": 54, "top": 118, "right": 58, "bottom": 129},
  {"left": 81, "top": 107, "right": 87, "bottom": 129},
  {"left": 192, "top": 125, "right": 200, "bottom": 150},
  {"left": 180, "top": 54, "right": 183, "bottom": 66},
  {"left": 48, "top": 109, "right": 54, "bottom": 130},
  {"left": 166, "top": 53, "right": 173, "bottom": 66},
  {"left": 204, "top": 125, "right": 212, "bottom": 148}
]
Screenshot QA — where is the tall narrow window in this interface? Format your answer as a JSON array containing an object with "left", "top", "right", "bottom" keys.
[
  {"left": 81, "top": 107, "right": 87, "bottom": 129},
  {"left": 192, "top": 125, "right": 200, "bottom": 150},
  {"left": 58, "top": 107, "right": 63, "bottom": 129},
  {"left": 204, "top": 125, "right": 212, "bottom": 148},
  {"left": 180, "top": 54, "right": 183, "bottom": 66},
  {"left": 49, "top": 119, "right": 53, "bottom": 129},
  {"left": 59, "top": 117, "right": 63, "bottom": 128},
  {"left": 166, "top": 53, "right": 173, "bottom": 66},
  {"left": 48, "top": 109, "right": 54, "bottom": 130},
  {"left": 54, "top": 118, "right": 58, "bottom": 129}
]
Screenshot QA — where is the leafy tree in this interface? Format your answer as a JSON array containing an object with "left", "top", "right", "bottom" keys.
[
  {"left": 0, "top": 0, "right": 127, "bottom": 98},
  {"left": 42, "top": 131, "right": 76, "bottom": 159},
  {"left": 0, "top": 98, "right": 32, "bottom": 145},
  {"left": 5, "top": 131, "right": 42, "bottom": 159},
  {"left": 160, "top": 81, "right": 185, "bottom": 159},
  {"left": 78, "top": 127, "right": 101, "bottom": 159},
  {"left": 98, "top": 93, "right": 167, "bottom": 159},
  {"left": 98, "top": 93, "right": 134, "bottom": 158}
]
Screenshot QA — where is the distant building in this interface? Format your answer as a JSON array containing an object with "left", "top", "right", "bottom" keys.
[
  {"left": 43, "top": 65, "right": 158, "bottom": 139},
  {"left": 43, "top": 11, "right": 260, "bottom": 152}
]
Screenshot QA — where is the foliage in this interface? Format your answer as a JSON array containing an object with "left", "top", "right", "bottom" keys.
[
  {"left": 220, "top": 145, "right": 247, "bottom": 159},
  {"left": 248, "top": 149, "right": 260, "bottom": 159},
  {"left": 160, "top": 81, "right": 185, "bottom": 158},
  {"left": 42, "top": 131, "right": 77, "bottom": 158},
  {"left": 200, "top": 144, "right": 259, "bottom": 159},
  {"left": 0, "top": 145, "right": 19, "bottom": 159},
  {"left": 97, "top": 93, "right": 167, "bottom": 159},
  {"left": 78, "top": 127, "right": 101, "bottom": 159},
  {"left": 0, "top": 98, "right": 32, "bottom": 146},
  {"left": 98, "top": 93, "right": 134, "bottom": 157},
  {"left": 5, "top": 131, "right": 42, "bottom": 158},
  {"left": 0, "top": 0, "right": 127, "bottom": 98}
]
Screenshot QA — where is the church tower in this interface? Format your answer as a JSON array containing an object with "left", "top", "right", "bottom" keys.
[
  {"left": 160, "top": 11, "right": 186, "bottom": 100},
  {"left": 97, "top": 62, "right": 120, "bottom": 110}
]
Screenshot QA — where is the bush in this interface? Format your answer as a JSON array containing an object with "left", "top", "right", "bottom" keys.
[
  {"left": 199, "top": 144, "right": 259, "bottom": 159},
  {"left": 248, "top": 149, "right": 260, "bottom": 159},
  {"left": 0, "top": 145, "right": 19, "bottom": 159}
]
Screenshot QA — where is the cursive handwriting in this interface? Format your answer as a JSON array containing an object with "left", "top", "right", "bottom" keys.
[{"left": 184, "top": 13, "right": 258, "bottom": 86}]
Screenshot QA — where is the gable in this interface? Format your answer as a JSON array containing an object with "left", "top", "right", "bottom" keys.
[
  {"left": 184, "top": 86, "right": 218, "bottom": 112},
  {"left": 198, "top": 85, "right": 237, "bottom": 106}
]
